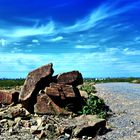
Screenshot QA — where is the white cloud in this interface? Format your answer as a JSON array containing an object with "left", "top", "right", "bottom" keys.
[
  {"left": 32, "top": 39, "right": 39, "bottom": 43},
  {"left": 62, "top": 1, "right": 140, "bottom": 33},
  {"left": 135, "top": 36, "right": 140, "bottom": 42},
  {"left": 0, "top": 39, "right": 6, "bottom": 46},
  {"left": 6, "top": 21, "right": 55, "bottom": 38},
  {"left": 13, "top": 42, "right": 21, "bottom": 46},
  {"left": 0, "top": 51, "right": 122, "bottom": 78},
  {"left": 75, "top": 45, "right": 99, "bottom": 49},
  {"left": 49, "top": 36, "right": 63, "bottom": 42},
  {"left": 32, "top": 39, "right": 40, "bottom": 45},
  {"left": 123, "top": 48, "right": 140, "bottom": 55},
  {"left": 0, "top": 48, "right": 139, "bottom": 78},
  {"left": 1, "top": 0, "right": 139, "bottom": 41}
]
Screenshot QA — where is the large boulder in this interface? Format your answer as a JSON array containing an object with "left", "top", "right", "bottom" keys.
[
  {"left": 56, "top": 71, "right": 83, "bottom": 86},
  {"left": 34, "top": 83, "right": 82, "bottom": 114},
  {"left": 60, "top": 115, "right": 106, "bottom": 138},
  {"left": 34, "top": 93, "right": 70, "bottom": 115},
  {"left": 19, "top": 63, "right": 54, "bottom": 101},
  {"left": 0, "top": 91, "right": 19, "bottom": 105}
]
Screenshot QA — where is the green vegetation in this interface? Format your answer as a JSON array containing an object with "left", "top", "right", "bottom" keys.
[
  {"left": 79, "top": 94, "right": 106, "bottom": 118},
  {"left": 80, "top": 83, "right": 96, "bottom": 94},
  {"left": 79, "top": 83, "right": 106, "bottom": 119},
  {"left": 84, "top": 77, "right": 140, "bottom": 84},
  {"left": 0, "top": 78, "right": 25, "bottom": 89},
  {"left": 130, "top": 79, "right": 140, "bottom": 84}
]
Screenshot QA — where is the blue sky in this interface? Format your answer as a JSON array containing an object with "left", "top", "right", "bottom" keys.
[{"left": 0, "top": 0, "right": 140, "bottom": 78}]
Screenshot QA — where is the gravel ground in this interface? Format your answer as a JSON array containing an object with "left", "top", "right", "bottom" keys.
[{"left": 95, "top": 82, "right": 140, "bottom": 140}]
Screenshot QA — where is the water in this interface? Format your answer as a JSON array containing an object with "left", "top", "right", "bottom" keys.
[{"left": 95, "top": 82, "right": 140, "bottom": 100}]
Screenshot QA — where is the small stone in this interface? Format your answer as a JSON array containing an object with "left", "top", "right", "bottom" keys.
[
  {"left": 8, "top": 127, "right": 17, "bottom": 135},
  {"left": 82, "top": 136, "right": 88, "bottom": 139},
  {"left": 8, "top": 120, "right": 15, "bottom": 127},
  {"left": 41, "top": 115, "right": 48, "bottom": 121},
  {"left": 15, "top": 117, "right": 22, "bottom": 124},
  {"left": 65, "top": 133, "right": 71, "bottom": 138}
]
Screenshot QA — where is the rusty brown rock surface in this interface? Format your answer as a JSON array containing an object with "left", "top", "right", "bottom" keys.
[
  {"left": 0, "top": 90, "right": 19, "bottom": 105},
  {"left": 57, "top": 71, "right": 83, "bottom": 86},
  {"left": 19, "top": 63, "right": 54, "bottom": 101},
  {"left": 60, "top": 115, "right": 106, "bottom": 138},
  {"left": 34, "top": 94, "right": 70, "bottom": 115},
  {"left": 46, "top": 83, "right": 79, "bottom": 99}
]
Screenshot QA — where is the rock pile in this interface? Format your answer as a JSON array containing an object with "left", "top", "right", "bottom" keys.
[
  {"left": 19, "top": 63, "right": 83, "bottom": 115},
  {"left": 0, "top": 63, "right": 107, "bottom": 139}
]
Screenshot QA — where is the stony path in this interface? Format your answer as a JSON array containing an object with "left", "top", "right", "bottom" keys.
[{"left": 95, "top": 83, "right": 140, "bottom": 140}]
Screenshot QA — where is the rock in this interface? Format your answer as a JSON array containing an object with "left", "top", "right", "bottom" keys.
[
  {"left": 0, "top": 104, "right": 30, "bottom": 119},
  {"left": 46, "top": 83, "right": 80, "bottom": 99},
  {"left": 35, "top": 83, "right": 83, "bottom": 115},
  {"left": 8, "top": 120, "right": 15, "bottom": 127},
  {"left": 34, "top": 94, "right": 56, "bottom": 115},
  {"left": 34, "top": 94, "right": 70, "bottom": 115},
  {"left": 79, "top": 90, "right": 88, "bottom": 98},
  {"left": 0, "top": 91, "right": 19, "bottom": 105},
  {"left": 60, "top": 115, "right": 106, "bottom": 138},
  {"left": 57, "top": 71, "right": 83, "bottom": 86},
  {"left": 19, "top": 63, "right": 54, "bottom": 112}
]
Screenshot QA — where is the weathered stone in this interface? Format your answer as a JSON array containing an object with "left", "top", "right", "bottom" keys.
[
  {"left": 0, "top": 104, "right": 30, "bottom": 119},
  {"left": 79, "top": 90, "right": 88, "bottom": 98},
  {"left": 45, "top": 83, "right": 79, "bottom": 99},
  {"left": 57, "top": 71, "right": 83, "bottom": 86},
  {"left": 0, "top": 91, "right": 19, "bottom": 105},
  {"left": 19, "top": 63, "right": 54, "bottom": 101},
  {"left": 34, "top": 94, "right": 71, "bottom": 115},
  {"left": 44, "top": 83, "right": 83, "bottom": 113},
  {"left": 60, "top": 115, "right": 106, "bottom": 138},
  {"left": 34, "top": 94, "right": 55, "bottom": 114}
]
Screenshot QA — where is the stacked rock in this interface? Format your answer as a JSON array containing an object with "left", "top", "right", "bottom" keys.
[{"left": 19, "top": 63, "right": 83, "bottom": 115}]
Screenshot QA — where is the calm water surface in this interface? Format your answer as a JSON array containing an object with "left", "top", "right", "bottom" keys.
[{"left": 96, "top": 82, "right": 140, "bottom": 100}]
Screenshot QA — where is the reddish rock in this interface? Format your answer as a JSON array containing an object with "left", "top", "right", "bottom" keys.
[
  {"left": 0, "top": 91, "right": 19, "bottom": 105},
  {"left": 60, "top": 115, "right": 106, "bottom": 138},
  {"left": 57, "top": 71, "right": 83, "bottom": 86},
  {"left": 19, "top": 63, "right": 54, "bottom": 101},
  {"left": 45, "top": 87, "right": 60, "bottom": 97},
  {"left": 34, "top": 94, "right": 70, "bottom": 115},
  {"left": 35, "top": 82, "right": 82, "bottom": 115},
  {"left": 46, "top": 83, "right": 80, "bottom": 99}
]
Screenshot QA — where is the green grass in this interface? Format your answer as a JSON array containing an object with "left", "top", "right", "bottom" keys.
[
  {"left": 79, "top": 83, "right": 107, "bottom": 119},
  {"left": 0, "top": 78, "right": 25, "bottom": 89},
  {"left": 80, "top": 83, "right": 96, "bottom": 94},
  {"left": 78, "top": 94, "right": 106, "bottom": 119}
]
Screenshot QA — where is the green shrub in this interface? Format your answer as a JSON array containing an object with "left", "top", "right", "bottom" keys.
[
  {"left": 79, "top": 94, "right": 106, "bottom": 119},
  {"left": 80, "top": 83, "right": 96, "bottom": 94}
]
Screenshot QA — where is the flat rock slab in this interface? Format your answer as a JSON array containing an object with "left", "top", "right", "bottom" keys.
[
  {"left": 19, "top": 63, "right": 54, "bottom": 101},
  {"left": 60, "top": 115, "right": 106, "bottom": 138},
  {"left": 57, "top": 71, "right": 83, "bottom": 86}
]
